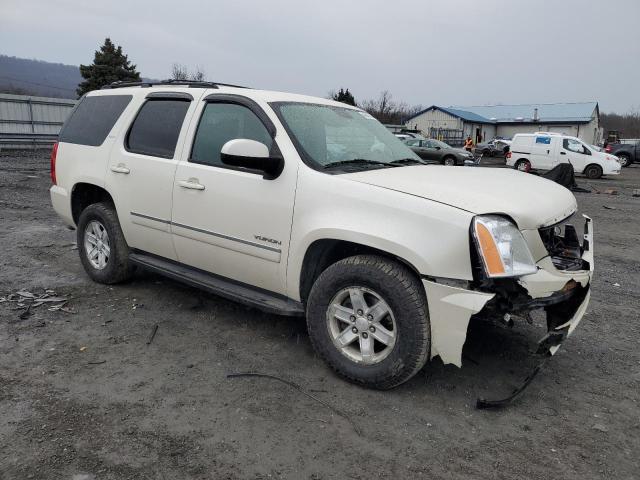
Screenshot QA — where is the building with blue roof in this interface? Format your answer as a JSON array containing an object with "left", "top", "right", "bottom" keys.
[{"left": 404, "top": 102, "right": 601, "bottom": 146}]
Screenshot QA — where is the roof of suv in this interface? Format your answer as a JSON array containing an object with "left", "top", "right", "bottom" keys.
[{"left": 90, "top": 81, "right": 353, "bottom": 109}]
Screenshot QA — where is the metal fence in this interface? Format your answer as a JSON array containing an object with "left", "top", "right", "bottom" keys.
[
  {"left": 0, "top": 93, "right": 76, "bottom": 149},
  {"left": 429, "top": 127, "right": 464, "bottom": 147}
]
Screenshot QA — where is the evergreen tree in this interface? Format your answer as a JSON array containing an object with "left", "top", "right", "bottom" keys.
[
  {"left": 332, "top": 88, "right": 356, "bottom": 106},
  {"left": 77, "top": 38, "right": 141, "bottom": 97}
]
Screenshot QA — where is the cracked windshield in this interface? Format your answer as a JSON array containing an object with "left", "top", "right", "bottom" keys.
[{"left": 273, "top": 102, "right": 423, "bottom": 171}]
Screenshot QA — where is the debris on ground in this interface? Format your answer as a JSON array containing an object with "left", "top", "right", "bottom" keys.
[
  {"left": 602, "top": 189, "right": 619, "bottom": 195},
  {"left": 79, "top": 346, "right": 88, "bottom": 352},
  {"left": 2, "top": 289, "right": 71, "bottom": 318},
  {"left": 633, "top": 189, "right": 640, "bottom": 197},
  {"left": 603, "top": 205, "right": 616, "bottom": 210},
  {"left": 146, "top": 324, "right": 159, "bottom": 345},
  {"left": 592, "top": 423, "right": 609, "bottom": 432}
]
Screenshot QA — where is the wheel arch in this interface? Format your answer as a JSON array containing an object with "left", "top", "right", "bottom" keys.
[
  {"left": 298, "top": 238, "right": 423, "bottom": 304},
  {"left": 583, "top": 163, "right": 603, "bottom": 176},
  {"left": 71, "top": 182, "right": 115, "bottom": 225}
]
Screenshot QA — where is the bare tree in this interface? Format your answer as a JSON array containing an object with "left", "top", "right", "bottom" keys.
[
  {"left": 171, "top": 63, "right": 206, "bottom": 81},
  {"left": 601, "top": 107, "right": 640, "bottom": 138},
  {"left": 360, "top": 90, "right": 422, "bottom": 125},
  {"left": 171, "top": 63, "right": 189, "bottom": 80}
]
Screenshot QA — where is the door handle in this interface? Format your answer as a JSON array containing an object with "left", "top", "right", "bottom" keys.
[
  {"left": 178, "top": 179, "right": 205, "bottom": 190},
  {"left": 110, "top": 164, "right": 130, "bottom": 174},
  {"left": 560, "top": 152, "right": 566, "bottom": 155}
]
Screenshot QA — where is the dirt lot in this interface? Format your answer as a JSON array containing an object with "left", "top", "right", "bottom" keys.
[{"left": 1, "top": 151, "right": 639, "bottom": 480}]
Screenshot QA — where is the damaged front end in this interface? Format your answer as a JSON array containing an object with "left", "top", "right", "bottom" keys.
[{"left": 423, "top": 214, "right": 594, "bottom": 408}]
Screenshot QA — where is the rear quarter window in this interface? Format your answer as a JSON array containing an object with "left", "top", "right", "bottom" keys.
[{"left": 59, "top": 95, "right": 132, "bottom": 146}]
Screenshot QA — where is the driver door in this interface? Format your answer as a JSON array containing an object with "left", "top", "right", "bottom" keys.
[
  {"left": 170, "top": 95, "right": 298, "bottom": 295},
  {"left": 561, "top": 138, "right": 590, "bottom": 171}
]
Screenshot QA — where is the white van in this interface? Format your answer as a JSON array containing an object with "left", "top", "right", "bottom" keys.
[{"left": 506, "top": 132, "right": 621, "bottom": 179}]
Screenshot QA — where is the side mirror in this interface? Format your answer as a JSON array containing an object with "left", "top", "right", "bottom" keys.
[
  {"left": 435, "top": 146, "right": 441, "bottom": 150},
  {"left": 220, "top": 139, "right": 284, "bottom": 180}
]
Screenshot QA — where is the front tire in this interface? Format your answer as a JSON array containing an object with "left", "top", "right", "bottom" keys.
[
  {"left": 306, "top": 255, "right": 430, "bottom": 390},
  {"left": 77, "top": 202, "right": 133, "bottom": 284},
  {"left": 584, "top": 164, "right": 603, "bottom": 179},
  {"left": 443, "top": 156, "right": 456, "bottom": 166}
]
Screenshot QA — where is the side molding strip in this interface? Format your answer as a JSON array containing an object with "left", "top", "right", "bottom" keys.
[{"left": 130, "top": 211, "right": 281, "bottom": 253}]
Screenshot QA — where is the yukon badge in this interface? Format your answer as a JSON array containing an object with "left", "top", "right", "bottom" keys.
[{"left": 254, "top": 235, "right": 282, "bottom": 246}]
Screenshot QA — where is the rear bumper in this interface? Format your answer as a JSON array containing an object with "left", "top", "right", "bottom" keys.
[{"left": 50, "top": 185, "right": 74, "bottom": 227}]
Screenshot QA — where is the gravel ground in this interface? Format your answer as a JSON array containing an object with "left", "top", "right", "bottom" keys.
[{"left": 1, "top": 151, "right": 639, "bottom": 480}]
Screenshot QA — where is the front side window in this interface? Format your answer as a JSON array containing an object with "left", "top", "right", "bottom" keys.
[
  {"left": 563, "top": 138, "right": 590, "bottom": 155},
  {"left": 191, "top": 102, "right": 273, "bottom": 167},
  {"left": 271, "top": 102, "right": 421, "bottom": 172},
  {"left": 126, "top": 99, "right": 190, "bottom": 158}
]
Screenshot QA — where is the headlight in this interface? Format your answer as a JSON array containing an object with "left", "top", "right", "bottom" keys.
[{"left": 472, "top": 215, "right": 537, "bottom": 278}]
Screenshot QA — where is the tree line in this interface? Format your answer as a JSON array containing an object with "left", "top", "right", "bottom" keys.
[
  {"left": 331, "top": 88, "right": 423, "bottom": 125},
  {"left": 601, "top": 110, "right": 640, "bottom": 139}
]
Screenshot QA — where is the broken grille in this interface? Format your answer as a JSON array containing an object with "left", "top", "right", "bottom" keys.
[{"left": 538, "top": 214, "right": 588, "bottom": 271}]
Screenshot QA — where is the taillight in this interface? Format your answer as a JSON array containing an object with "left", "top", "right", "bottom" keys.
[
  {"left": 605, "top": 145, "right": 611, "bottom": 153},
  {"left": 50, "top": 142, "right": 58, "bottom": 185},
  {"left": 506, "top": 151, "right": 512, "bottom": 159}
]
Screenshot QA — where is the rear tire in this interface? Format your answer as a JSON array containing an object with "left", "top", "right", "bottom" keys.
[
  {"left": 515, "top": 159, "right": 531, "bottom": 173},
  {"left": 584, "top": 164, "right": 603, "bottom": 179},
  {"left": 617, "top": 153, "right": 631, "bottom": 168},
  {"left": 77, "top": 202, "right": 133, "bottom": 284},
  {"left": 306, "top": 255, "right": 430, "bottom": 390}
]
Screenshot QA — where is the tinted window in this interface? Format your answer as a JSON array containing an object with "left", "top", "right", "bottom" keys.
[
  {"left": 127, "top": 99, "right": 190, "bottom": 158},
  {"left": 191, "top": 103, "right": 272, "bottom": 167},
  {"left": 59, "top": 95, "right": 132, "bottom": 146}
]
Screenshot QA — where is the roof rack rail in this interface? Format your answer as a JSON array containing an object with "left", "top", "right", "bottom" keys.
[{"left": 102, "top": 79, "right": 248, "bottom": 90}]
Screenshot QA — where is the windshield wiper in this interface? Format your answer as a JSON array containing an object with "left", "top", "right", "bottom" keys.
[
  {"left": 389, "top": 158, "right": 428, "bottom": 165},
  {"left": 322, "top": 159, "right": 400, "bottom": 170}
]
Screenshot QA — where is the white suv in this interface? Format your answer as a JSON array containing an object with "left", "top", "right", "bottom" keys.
[{"left": 50, "top": 81, "right": 594, "bottom": 392}]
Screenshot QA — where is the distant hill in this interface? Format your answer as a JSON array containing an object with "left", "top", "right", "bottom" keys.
[
  {"left": 0, "top": 55, "right": 81, "bottom": 99},
  {"left": 0, "top": 55, "right": 159, "bottom": 99}
]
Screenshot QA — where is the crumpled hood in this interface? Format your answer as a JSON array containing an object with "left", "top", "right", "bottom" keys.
[{"left": 344, "top": 166, "right": 577, "bottom": 230}]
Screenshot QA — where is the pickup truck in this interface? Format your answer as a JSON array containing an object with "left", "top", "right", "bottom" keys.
[{"left": 606, "top": 141, "right": 639, "bottom": 167}]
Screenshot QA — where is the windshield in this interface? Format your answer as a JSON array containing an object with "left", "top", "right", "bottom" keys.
[{"left": 271, "top": 102, "right": 422, "bottom": 171}]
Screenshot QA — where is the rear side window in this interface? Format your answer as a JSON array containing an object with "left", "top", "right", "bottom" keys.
[
  {"left": 126, "top": 99, "right": 191, "bottom": 158},
  {"left": 59, "top": 95, "right": 132, "bottom": 146}
]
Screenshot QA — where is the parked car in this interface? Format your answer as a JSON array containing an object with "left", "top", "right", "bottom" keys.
[
  {"left": 474, "top": 139, "right": 511, "bottom": 157},
  {"left": 405, "top": 138, "right": 474, "bottom": 165},
  {"left": 507, "top": 133, "right": 621, "bottom": 179},
  {"left": 605, "top": 141, "right": 639, "bottom": 167},
  {"left": 50, "top": 81, "right": 594, "bottom": 391}
]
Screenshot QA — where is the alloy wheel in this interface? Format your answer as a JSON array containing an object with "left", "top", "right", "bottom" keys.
[
  {"left": 326, "top": 286, "right": 397, "bottom": 365},
  {"left": 84, "top": 220, "right": 110, "bottom": 270}
]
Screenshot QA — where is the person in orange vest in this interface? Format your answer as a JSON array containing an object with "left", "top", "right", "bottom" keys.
[{"left": 464, "top": 135, "right": 473, "bottom": 152}]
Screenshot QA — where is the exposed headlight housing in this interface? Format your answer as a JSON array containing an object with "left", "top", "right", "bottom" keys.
[{"left": 472, "top": 215, "right": 537, "bottom": 278}]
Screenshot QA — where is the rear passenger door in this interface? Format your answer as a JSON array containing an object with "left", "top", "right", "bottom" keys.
[{"left": 106, "top": 91, "right": 203, "bottom": 260}]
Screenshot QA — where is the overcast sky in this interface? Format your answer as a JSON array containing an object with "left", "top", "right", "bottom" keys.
[{"left": 1, "top": 0, "right": 639, "bottom": 112}]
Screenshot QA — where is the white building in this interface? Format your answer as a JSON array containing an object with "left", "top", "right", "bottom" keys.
[{"left": 404, "top": 102, "right": 601, "bottom": 146}]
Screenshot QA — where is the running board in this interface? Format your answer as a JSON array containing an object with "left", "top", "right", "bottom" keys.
[{"left": 129, "top": 252, "right": 305, "bottom": 317}]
